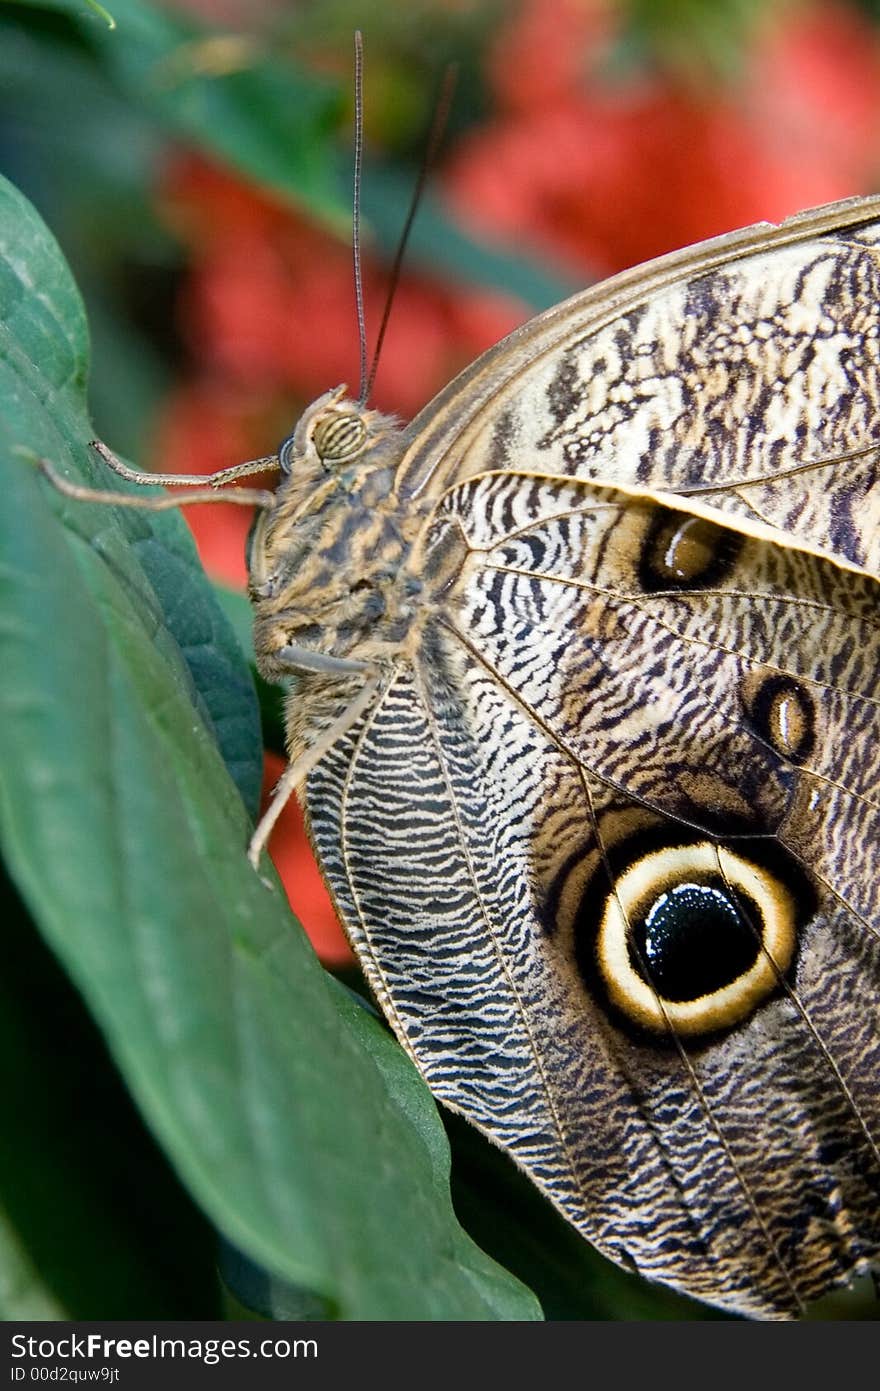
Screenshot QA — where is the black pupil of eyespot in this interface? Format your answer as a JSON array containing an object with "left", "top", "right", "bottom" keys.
[{"left": 631, "top": 880, "right": 759, "bottom": 1001}]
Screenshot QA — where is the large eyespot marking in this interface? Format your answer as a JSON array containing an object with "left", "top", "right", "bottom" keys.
[
  {"left": 630, "top": 879, "right": 758, "bottom": 1000},
  {"left": 313, "top": 411, "right": 367, "bottom": 463},
  {"left": 638, "top": 508, "right": 742, "bottom": 592},
  {"left": 576, "top": 839, "right": 803, "bottom": 1038},
  {"left": 745, "top": 673, "right": 815, "bottom": 764}
]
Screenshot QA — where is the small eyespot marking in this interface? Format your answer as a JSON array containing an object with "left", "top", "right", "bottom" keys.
[
  {"left": 747, "top": 674, "right": 815, "bottom": 764},
  {"left": 639, "top": 509, "right": 742, "bottom": 592}
]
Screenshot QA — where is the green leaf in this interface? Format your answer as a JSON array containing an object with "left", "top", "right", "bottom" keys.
[
  {"left": 74, "top": 0, "right": 344, "bottom": 224},
  {"left": 619, "top": 0, "right": 766, "bottom": 81},
  {"left": 3, "top": 0, "right": 116, "bottom": 26},
  {"left": 0, "top": 17, "right": 178, "bottom": 456},
  {"left": 212, "top": 582, "right": 286, "bottom": 758},
  {"left": 0, "top": 1221, "right": 68, "bottom": 1320},
  {"left": 0, "top": 870, "right": 220, "bottom": 1319},
  {"left": 218, "top": 1239, "right": 333, "bottom": 1322},
  {"left": 0, "top": 173, "right": 540, "bottom": 1320}
]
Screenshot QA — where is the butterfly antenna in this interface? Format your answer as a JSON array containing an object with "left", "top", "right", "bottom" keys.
[
  {"left": 352, "top": 30, "right": 369, "bottom": 405},
  {"left": 360, "top": 60, "right": 459, "bottom": 407}
]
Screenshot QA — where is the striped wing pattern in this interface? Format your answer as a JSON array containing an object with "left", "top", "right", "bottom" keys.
[{"left": 302, "top": 200, "right": 880, "bottom": 1317}]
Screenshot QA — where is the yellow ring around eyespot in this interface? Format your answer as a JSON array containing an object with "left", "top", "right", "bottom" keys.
[{"left": 596, "top": 844, "right": 798, "bottom": 1036}]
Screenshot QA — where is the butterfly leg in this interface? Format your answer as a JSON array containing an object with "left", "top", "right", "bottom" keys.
[{"left": 247, "top": 671, "right": 381, "bottom": 871}]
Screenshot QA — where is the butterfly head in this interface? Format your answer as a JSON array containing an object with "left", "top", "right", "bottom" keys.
[
  {"left": 276, "top": 386, "right": 401, "bottom": 482},
  {"left": 245, "top": 386, "right": 423, "bottom": 679}
]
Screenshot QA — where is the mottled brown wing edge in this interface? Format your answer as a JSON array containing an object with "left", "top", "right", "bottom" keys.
[{"left": 398, "top": 194, "right": 880, "bottom": 499}]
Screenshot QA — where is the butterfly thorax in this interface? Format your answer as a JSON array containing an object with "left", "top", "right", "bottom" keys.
[{"left": 248, "top": 390, "right": 436, "bottom": 680}]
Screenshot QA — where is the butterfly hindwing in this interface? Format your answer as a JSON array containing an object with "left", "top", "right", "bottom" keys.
[{"left": 435, "top": 473, "right": 879, "bottom": 922}]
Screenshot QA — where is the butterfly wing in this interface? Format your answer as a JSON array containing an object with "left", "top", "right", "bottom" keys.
[
  {"left": 305, "top": 198, "right": 880, "bottom": 1317},
  {"left": 399, "top": 194, "right": 880, "bottom": 573}
]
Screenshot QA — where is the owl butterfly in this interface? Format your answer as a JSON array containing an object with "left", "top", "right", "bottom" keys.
[{"left": 48, "top": 193, "right": 880, "bottom": 1320}]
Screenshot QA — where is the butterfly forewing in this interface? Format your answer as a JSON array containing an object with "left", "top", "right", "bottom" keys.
[
  {"left": 296, "top": 197, "right": 880, "bottom": 1317},
  {"left": 400, "top": 197, "right": 880, "bottom": 573}
]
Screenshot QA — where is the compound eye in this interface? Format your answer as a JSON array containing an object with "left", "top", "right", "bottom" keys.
[
  {"left": 313, "top": 411, "right": 367, "bottom": 463},
  {"left": 277, "top": 433, "right": 296, "bottom": 475}
]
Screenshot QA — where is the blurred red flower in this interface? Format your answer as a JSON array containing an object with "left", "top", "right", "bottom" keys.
[
  {"left": 261, "top": 752, "right": 354, "bottom": 967},
  {"left": 158, "top": 153, "right": 523, "bottom": 418},
  {"left": 152, "top": 154, "right": 523, "bottom": 575},
  {"left": 445, "top": 0, "right": 880, "bottom": 277}
]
